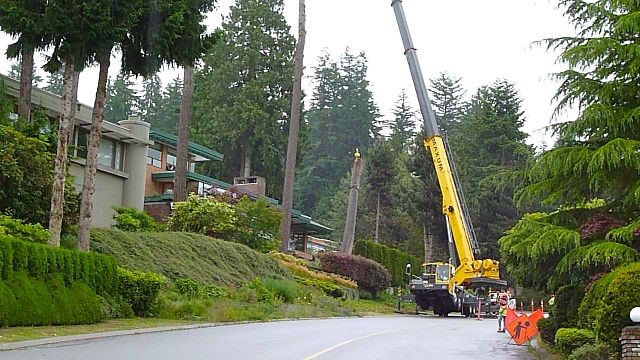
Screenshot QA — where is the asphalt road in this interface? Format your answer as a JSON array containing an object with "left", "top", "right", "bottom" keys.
[{"left": 2, "top": 316, "right": 534, "bottom": 360}]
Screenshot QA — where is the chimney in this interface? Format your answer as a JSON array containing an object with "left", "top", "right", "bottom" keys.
[{"left": 233, "top": 176, "right": 266, "bottom": 196}]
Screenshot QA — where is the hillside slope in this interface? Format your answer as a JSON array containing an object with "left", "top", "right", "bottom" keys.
[{"left": 91, "top": 229, "right": 290, "bottom": 286}]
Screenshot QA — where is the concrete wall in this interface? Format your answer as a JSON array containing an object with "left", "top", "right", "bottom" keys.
[
  {"left": 120, "top": 118, "right": 150, "bottom": 209},
  {"left": 70, "top": 163, "right": 125, "bottom": 228}
]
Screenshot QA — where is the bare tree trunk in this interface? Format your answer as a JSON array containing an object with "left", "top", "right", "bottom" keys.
[
  {"left": 375, "top": 190, "right": 381, "bottom": 243},
  {"left": 340, "top": 156, "right": 363, "bottom": 255},
  {"left": 77, "top": 51, "right": 111, "bottom": 252},
  {"left": 174, "top": 65, "right": 194, "bottom": 203},
  {"left": 242, "top": 146, "right": 252, "bottom": 177},
  {"left": 279, "top": 0, "right": 307, "bottom": 253},
  {"left": 48, "top": 59, "right": 77, "bottom": 246},
  {"left": 67, "top": 70, "right": 81, "bottom": 143},
  {"left": 18, "top": 48, "right": 34, "bottom": 121}
]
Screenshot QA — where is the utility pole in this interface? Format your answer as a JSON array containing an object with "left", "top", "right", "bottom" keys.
[{"left": 340, "top": 149, "right": 363, "bottom": 255}]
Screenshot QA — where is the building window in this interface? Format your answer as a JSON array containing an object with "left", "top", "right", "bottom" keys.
[
  {"left": 166, "top": 150, "right": 176, "bottom": 171},
  {"left": 147, "top": 144, "right": 162, "bottom": 168},
  {"left": 166, "top": 149, "right": 196, "bottom": 172},
  {"left": 74, "top": 128, "right": 124, "bottom": 171}
]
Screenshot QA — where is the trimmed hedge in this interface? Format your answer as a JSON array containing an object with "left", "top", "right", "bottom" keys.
[
  {"left": 0, "top": 272, "right": 102, "bottom": 326},
  {"left": 118, "top": 268, "right": 166, "bottom": 317},
  {"left": 554, "top": 328, "right": 595, "bottom": 355},
  {"left": 90, "top": 229, "right": 291, "bottom": 286},
  {"left": 0, "top": 236, "right": 117, "bottom": 295},
  {"left": 583, "top": 262, "right": 640, "bottom": 349},
  {"left": 354, "top": 240, "right": 422, "bottom": 287},
  {"left": 319, "top": 252, "right": 391, "bottom": 297}
]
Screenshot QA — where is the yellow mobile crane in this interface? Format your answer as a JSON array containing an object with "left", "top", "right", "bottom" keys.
[{"left": 391, "top": 0, "right": 507, "bottom": 316}]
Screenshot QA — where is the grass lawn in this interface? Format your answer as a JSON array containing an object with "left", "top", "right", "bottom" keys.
[{"left": 0, "top": 318, "right": 200, "bottom": 344}]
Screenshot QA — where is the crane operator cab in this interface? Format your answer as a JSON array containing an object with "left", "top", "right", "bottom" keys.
[{"left": 407, "top": 262, "right": 459, "bottom": 316}]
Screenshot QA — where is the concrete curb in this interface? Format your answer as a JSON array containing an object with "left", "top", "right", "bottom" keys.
[{"left": 0, "top": 315, "right": 400, "bottom": 351}]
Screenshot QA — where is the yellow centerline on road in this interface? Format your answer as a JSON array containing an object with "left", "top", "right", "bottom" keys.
[{"left": 301, "top": 329, "right": 401, "bottom": 360}]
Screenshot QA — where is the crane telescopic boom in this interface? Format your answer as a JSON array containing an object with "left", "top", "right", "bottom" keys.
[{"left": 391, "top": 0, "right": 501, "bottom": 286}]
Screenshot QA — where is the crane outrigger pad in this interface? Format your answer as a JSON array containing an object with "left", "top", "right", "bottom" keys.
[{"left": 465, "top": 277, "right": 508, "bottom": 289}]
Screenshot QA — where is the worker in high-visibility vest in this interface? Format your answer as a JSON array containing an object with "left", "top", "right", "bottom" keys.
[
  {"left": 548, "top": 293, "right": 555, "bottom": 306},
  {"left": 497, "top": 293, "right": 508, "bottom": 333}
]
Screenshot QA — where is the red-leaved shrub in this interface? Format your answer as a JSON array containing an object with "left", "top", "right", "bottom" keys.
[
  {"left": 319, "top": 252, "right": 391, "bottom": 297},
  {"left": 579, "top": 213, "right": 624, "bottom": 241}
]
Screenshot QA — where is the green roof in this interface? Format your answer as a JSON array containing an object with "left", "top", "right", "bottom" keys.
[
  {"left": 149, "top": 129, "right": 223, "bottom": 162},
  {"left": 148, "top": 171, "right": 332, "bottom": 235},
  {"left": 151, "top": 171, "right": 279, "bottom": 206}
]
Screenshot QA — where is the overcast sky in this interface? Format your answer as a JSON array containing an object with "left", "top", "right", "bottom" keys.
[{"left": 0, "top": 0, "right": 576, "bottom": 148}]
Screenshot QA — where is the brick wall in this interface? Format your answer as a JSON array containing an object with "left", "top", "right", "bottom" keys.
[
  {"left": 621, "top": 326, "right": 640, "bottom": 359},
  {"left": 144, "top": 202, "right": 172, "bottom": 223}
]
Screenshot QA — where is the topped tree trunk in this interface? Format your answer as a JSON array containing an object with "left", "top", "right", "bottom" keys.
[{"left": 279, "top": 0, "right": 306, "bottom": 253}]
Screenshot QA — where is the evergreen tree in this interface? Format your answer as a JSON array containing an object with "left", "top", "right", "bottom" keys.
[
  {"left": 7, "top": 60, "right": 42, "bottom": 85},
  {"left": 451, "top": 80, "right": 533, "bottom": 258},
  {"left": 104, "top": 72, "right": 140, "bottom": 122},
  {"left": 192, "top": 0, "right": 295, "bottom": 198},
  {"left": 408, "top": 128, "right": 449, "bottom": 259},
  {"left": 389, "top": 90, "right": 416, "bottom": 153},
  {"left": 8, "top": 61, "right": 21, "bottom": 80},
  {"left": 430, "top": 73, "right": 466, "bottom": 133},
  {"left": 0, "top": 0, "right": 48, "bottom": 121},
  {"left": 500, "top": 0, "right": 640, "bottom": 291},
  {"left": 140, "top": 74, "right": 163, "bottom": 128},
  {"left": 153, "top": 76, "right": 182, "bottom": 134},
  {"left": 517, "top": 0, "right": 640, "bottom": 212},
  {"left": 362, "top": 139, "right": 397, "bottom": 243},
  {"left": 43, "top": 67, "right": 64, "bottom": 95},
  {"left": 296, "top": 49, "right": 380, "bottom": 214}
]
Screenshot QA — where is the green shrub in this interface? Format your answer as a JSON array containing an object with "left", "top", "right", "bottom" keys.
[
  {"left": 113, "top": 207, "right": 164, "bottom": 232},
  {"left": 567, "top": 343, "right": 612, "bottom": 360},
  {"left": 90, "top": 229, "right": 291, "bottom": 286},
  {"left": 0, "top": 215, "right": 49, "bottom": 244},
  {"left": 553, "top": 284, "right": 585, "bottom": 328},
  {"left": 246, "top": 278, "right": 278, "bottom": 304},
  {"left": 117, "top": 268, "right": 166, "bottom": 317},
  {"left": 0, "top": 236, "right": 117, "bottom": 295},
  {"left": 201, "top": 284, "right": 227, "bottom": 298},
  {"left": 233, "top": 198, "right": 281, "bottom": 253},
  {"left": 295, "top": 277, "right": 344, "bottom": 298},
  {"left": 261, "top": 278, "right": 299, "bottom": 303},
  {"left": 591, "top": 262, "right": 640, "bottom": 349},
  {"left": 579, "top": 272, "right": 616, "bottom": 330},
  {"left": 537, "top": 316, "right": 557, "bottom": 345},
  {"left": 167, "top": 195, "right": 281, "bottom": 252},
  {"left": 354, "top": 240, "right": 422, "bottom": 287},
  {"left": 555, "top": 328, "right": 596, "bottom": 355},
  {"left": 155, "top": 289, "right": 211, "bottom": 320},
  {"left": 0, "top": 272, "right": 102, "bottom": 326},
  {"left": 175, "top": 278, "right": 200, "bottom": 298},
  {"left": 0, "top": 126, "right": 79, "bottom": 233},
  {"left": 98, "top": 295, "right": 134, "bottom": 319},
  {"left": 168, "top": 195, "right": 237, "bottom": 237},
  {"left": 319, "top": 252, "right": 391, "bottom": 297}
]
